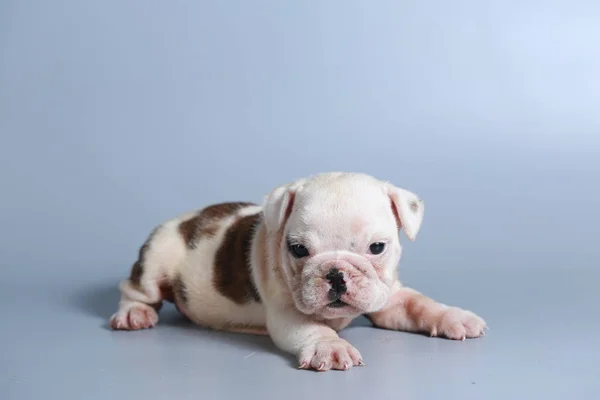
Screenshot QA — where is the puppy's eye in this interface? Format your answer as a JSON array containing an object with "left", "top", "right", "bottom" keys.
[
  {"left": 369, "top": 242, "right": 386, "bottom": 255},
  {"left": 289, "top": 244, "right": 309, "bottom": 259}
]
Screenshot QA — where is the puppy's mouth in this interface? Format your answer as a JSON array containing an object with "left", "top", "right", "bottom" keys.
[{"left": 327, "top": 299, "right": 349, "bottom": 308}]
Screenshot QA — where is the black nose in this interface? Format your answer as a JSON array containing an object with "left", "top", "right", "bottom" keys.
[{"left": 326, "top": 268, "right": 347, "bottom": 300}]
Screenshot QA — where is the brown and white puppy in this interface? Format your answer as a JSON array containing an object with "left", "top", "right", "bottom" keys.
[{"left": 110, "top": 172, "right": 486, "bottom": 371}]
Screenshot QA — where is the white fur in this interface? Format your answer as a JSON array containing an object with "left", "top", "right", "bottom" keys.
[
  {"left": 110, "top": 208, "right": 266, "bottom": 332},
  {"left": 110, "top": 172, "right": 486, "bottom": 371}
]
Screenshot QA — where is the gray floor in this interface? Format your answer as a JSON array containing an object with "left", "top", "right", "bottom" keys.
[
  {"left": 2, "top": 1, "right": 600, "bottom": 399},
  {"left": 3, "top": 264, "right": 599, "bottom": 399}
]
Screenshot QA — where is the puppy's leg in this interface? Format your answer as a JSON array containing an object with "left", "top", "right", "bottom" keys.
[
  {"left": 266, "top": 307, "right": 364, "bottom": 371},
  {"left": 109, "top": 225, "right": 186, "bottom": 330},
  {"left": 366, "top": 281, "right": 487, "bottom": 340}
]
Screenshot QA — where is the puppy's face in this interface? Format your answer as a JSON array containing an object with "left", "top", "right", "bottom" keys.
[{"left": 263, "top": 173, "right": 424, "bottom": 319}]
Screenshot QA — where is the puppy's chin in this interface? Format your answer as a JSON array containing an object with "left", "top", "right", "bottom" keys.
[
  {"left": 318, "top": 300, "right": 364, "bottom": 319},
  {"left": 293, "top": 292, "right": 387, "bottom": 319}
]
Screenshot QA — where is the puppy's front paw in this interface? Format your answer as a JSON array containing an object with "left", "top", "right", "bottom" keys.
[
  {"left": 298, "top": 338, "right": 364, "bottom": 372},
  {"left": 432, "top": 307, "right": 487, "bottom": 340},
  {"left": 109, "top": 304, "right": 158, "bottom": 330}
]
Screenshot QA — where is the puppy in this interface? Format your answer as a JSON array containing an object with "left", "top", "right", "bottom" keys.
[{"left": 110, "top": 172, "right": 486, "bottom": 371}]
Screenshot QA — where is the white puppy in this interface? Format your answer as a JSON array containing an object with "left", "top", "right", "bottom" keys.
[{"left": 110, "top": 172, "right": 486, "bottom": 371}]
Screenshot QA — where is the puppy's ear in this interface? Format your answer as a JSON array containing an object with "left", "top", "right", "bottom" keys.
[
  {"left": 262, "top": 179, "right": 306, "bottom": 234},
  {"left": 384, "top": 183, "right": 424, "bottom": 241}
]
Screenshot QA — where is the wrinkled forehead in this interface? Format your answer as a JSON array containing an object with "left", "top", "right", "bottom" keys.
[{"left": 287, "top": 181, "right": 395, "bottom": 244}]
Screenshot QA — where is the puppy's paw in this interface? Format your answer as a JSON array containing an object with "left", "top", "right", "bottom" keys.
[
  {"left": 109, "top": 304, "right": 158, "bottom": 330},
  {"left": 432, "top": 307, "right": 487, "bottom": 340},
  {"left": 298, "top": 338, "right": 364, "bottom": 371}
]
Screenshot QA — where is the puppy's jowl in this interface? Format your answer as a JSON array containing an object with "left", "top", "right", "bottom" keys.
[{"left": 110, "top": 172, "right": 486, "bottom": 371}]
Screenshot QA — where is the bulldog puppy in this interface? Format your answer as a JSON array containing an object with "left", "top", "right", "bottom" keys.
[{"left": 110, "top": 172, "right": 486, "bottom": 371}]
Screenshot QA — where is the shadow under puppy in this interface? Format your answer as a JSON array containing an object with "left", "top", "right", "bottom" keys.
[{"left": 110, "top": 172, "right": 486, "bottom": 371}]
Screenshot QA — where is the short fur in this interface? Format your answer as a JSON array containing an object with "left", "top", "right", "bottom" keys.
[{"left": 110, "top": 172, "right": 486, "bottom": 371}]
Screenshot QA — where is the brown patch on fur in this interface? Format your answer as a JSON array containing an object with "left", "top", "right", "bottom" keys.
[
  {"left": 129, "top": 227, "right": 159, "bottom": 288},
  {"left": 152, "top": 276, "right": 186, "bottom": 313},
  {"left": 144, "top": 279, "right": 173, "bottom": 313},
  {"left": 155, "top": 274, "right": 188, "bottom": 306},
  {"left": 172, "top": 274, "right": 188, "bottom": 305},
  {"left": 203, "top": 202, "right": 256, "bottom": 219},
  {"left": 130, "top": 260, "right": 144, "bottom": 287},
  {"left": 179, "top": 202, "right": 256, "bottom": 248},
  {"left": 159, "top": 280, "right": 175, "bottom": 303},
  {"left": 213, "top": 213, "right": 262, "bottom": 304},
  {"left": 179, "top": 216, "right": 207, "bottom": 246}
]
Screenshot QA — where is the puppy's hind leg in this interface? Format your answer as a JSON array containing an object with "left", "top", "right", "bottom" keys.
[{"left": 109, "top": 223, "right": 186, "bottom": 330}]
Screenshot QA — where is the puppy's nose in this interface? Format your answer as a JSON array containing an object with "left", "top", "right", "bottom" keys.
[{"left": 326, "top": 268, "right": 347, "bottom": 298}]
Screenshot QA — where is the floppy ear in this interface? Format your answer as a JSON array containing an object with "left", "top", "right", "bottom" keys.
[
  {"left": 262, "top": 179, "right": 306, "bottom": 234},
  {"left": 384, "top": 183, "right": 424, "bottom": 241}
]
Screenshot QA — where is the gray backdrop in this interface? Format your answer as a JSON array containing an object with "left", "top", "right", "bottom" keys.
[{"left": 1, "top": 1, "right": 599, "bottom": 399}]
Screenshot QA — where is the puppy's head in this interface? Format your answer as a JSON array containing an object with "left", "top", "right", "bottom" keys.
[{"left": 263, "top": 172, "right": 424, "bottom": 319}]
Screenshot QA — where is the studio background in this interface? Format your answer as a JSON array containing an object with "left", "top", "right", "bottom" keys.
[{"left": 1, "top": 1, "right": 599, "bottom": 399}]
